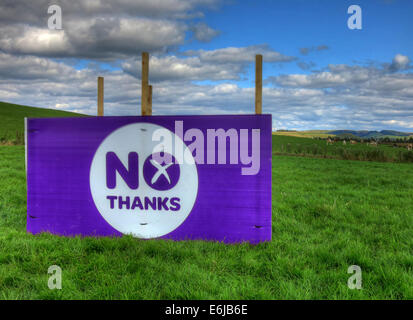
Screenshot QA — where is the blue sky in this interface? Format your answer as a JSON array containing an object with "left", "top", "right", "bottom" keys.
[
  {"left": 0, "top": 0, "right": 412, "bottom": 131},
  {"left": 186, "top": 0, "right": 413, "bottom": 81}
]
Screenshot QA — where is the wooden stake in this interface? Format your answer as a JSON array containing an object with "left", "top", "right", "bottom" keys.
[
  {"left": 141, "top": 52, "right": 149, "bottom": 115},
  {"left": 97, "top": 76, "right": 104, "bottom": 116},
  {"left": 255, "top": 54, "right": 262, "bottom": 114}
]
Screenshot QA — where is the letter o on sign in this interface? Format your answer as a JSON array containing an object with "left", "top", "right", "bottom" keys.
[{"left": 89, "top": 122, "right": 198, "bottom": 239}]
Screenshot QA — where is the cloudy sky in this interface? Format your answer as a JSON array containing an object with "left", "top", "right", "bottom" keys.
[{"left": 0, "top": 0, "right": 412, "bottom": 131}]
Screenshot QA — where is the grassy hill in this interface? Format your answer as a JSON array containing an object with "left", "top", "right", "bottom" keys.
[
  {"left": 329, "top": 130, "right": 412, "bottom": 139},
  {"left": 273, "top": 130, "right": 334, "bottom": 139},
  {"left": 0, "top": 101, "right": 86, "bottom": 143}
]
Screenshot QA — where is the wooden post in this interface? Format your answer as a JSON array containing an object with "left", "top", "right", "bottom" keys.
[
  {"left": 97, "top": 76, "right": 104, "bottom": 116},
  {"left": 147, "top": 85, "right": 152, "bottom": 115},
  {"left": 255, "top": 54, "right": 262, "bottom": 114},
  {"left": 141, "top": 52, "right": 149, "bottom": 115}
]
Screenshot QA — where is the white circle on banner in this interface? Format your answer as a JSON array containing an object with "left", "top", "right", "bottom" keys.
[{"left": 89, "top": 122, "right": 198, "bottom": 239}]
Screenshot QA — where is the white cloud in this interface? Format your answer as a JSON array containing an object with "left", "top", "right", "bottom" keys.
[
  {"left": 1, "top": 64, "right": 412, "bottom": 131},
  {"left": 270, "top": 64, "right": 378, "bottom": 89},
  {"left": 0, "top": 18, "right": 187, "bottom": 59},
  {"left": 122, "top": 45, "right": 296, "bottom": 81},
  {"left": 1, "top": 52, "right": 412, "bottom": 131},
  {"left": 389, "top": 54, "right": 411, "bottom": 72},
  {"left": 382, "top": 120, "right": 413, "bottom": 128},
  {"left": 299, "top": 45, "right": 329, "bottom": 55},
  {"left": 0, "top": 52, "right": 81, "bottom": 80},
  {"left": 122, "top": 55, "right": 243, "bottom": 81},
  {"left": 191, "top": 22, "right": 220, "bottom": 42},
  {"left": 0, "top": 0, "right": 220, "bottom": 59},
  {"left": 0, "top": 0, "right": 220, "bottom": 24},
  {"left": 184, "top": 44, "right": 296, "bottom": 63}
]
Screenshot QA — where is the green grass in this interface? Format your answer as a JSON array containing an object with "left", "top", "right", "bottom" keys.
[
  {"left": 0, "top": 101, "right": 86, "bottom": 143},
  {"left": 272, "top": 135, "right": 413, "bottom": 163},
  {"left": 274, "top": 130, "right": 413, "bottom": 140},
  {"left": 0, "top": 145, "right": 412, "bottom": 299}
]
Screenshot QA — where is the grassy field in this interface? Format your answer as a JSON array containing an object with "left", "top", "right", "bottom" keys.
[
  {"left": 0, "top": 145, "right": 412, "bottom": 299},
  {"left": 0, "top": 101, "right": 86, "bottom": 143},
  {"left": 272, "top": 135, "right": 413, "bottom": 163},
  {"left": 273, "top": 130, "right": 334, "bottom": 138},
  {"left": 274, "top": 130, "right": 413, "bottom": 140}
]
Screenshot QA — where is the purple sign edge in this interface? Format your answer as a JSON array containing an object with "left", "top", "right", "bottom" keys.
[{"left": 26, "top": 114, "right": 272, "bottom": 244}]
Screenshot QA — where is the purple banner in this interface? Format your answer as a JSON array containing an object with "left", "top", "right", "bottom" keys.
[{"left": 26, "top": 115, "right": 272, "bottom": 243}]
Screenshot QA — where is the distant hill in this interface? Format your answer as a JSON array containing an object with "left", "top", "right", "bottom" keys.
[
  {"left": 274, "top": 129, "right": 413, "bottom": 140},
  {"left": 0, "top": 101, "right": 86, "bottom": 130},
  {"left": 335, "top": 133, "right": 359, "bottom": 139},
  {"left": 380, "top": 130, "right": 411, "bottom": 136},
  {"left": 0, "top": 101, "right": 86, "bottom": 142},
  {"left": 273, "top": 130, "right": 334, "bottom": 138},
  {"left": 328, "top": 130, "right": 412, "bottom": 139}
]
